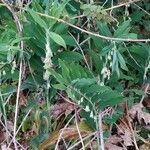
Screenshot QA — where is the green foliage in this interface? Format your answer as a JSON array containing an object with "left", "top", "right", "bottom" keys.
[
  {"left": 49, "top": 60, "right": 124, "bottom": 128},
  {"left": 0, "top": 0, "right": 149, "bottom": 149}
]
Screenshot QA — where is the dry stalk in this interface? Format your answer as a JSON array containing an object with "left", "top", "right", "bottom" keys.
[
  {"left": 38, "top": 12, "right": 150, "bottom": 42},
  {"left": 1, "top": 0, "right": 24, "bottom": 149}
]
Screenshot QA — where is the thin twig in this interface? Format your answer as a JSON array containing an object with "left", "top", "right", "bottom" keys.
[
  {"left": 67, "top": 132, "right": 96, "bottom": 150},
  {"left": 0, "top": 91, "right": 9, "bottom": 144},
  {"left": 54, "top": 109, "right": 81, "bottom": 150},
  {"left": 140, "top": 83, "right": 149, "bottom": 104},
  {"left": 71, "top": 14, "right": 85, "bottom": 19},
  {"left": 133, "top": 3, "right": 150, "bottom": 16},
  {"left": 69, "top": 32, "right": 91, "bottom": 71},
  {"left": 79, "top": 135, "right": 96, "bottom": 150},
  {"left": 57, "top": 92, "right": 78, "bottom": 106},
  {"left": 1, "top": 0, "right": 24, "bottom": 149},
  {"left": 123, "top": 42, "right": 141, "bottom": 67},
  {"left": 7, "top": 109, "right": 32, "bottom": 149},
  {"left": 104, "top": 0, "right": 142, "bottom": 11},
  {"left": 126, "top": 106, "right": 139, "bottom": 150},
  {"left": 98, "top": 112, "right": 105, "bottom": 150},
  {"left": 73, "top": 37, "right": 90, "bottom": 51},
  {"left": 4, "top": 94, "right": 13, "bottom": 106},
  {"left": 37, "top": 12, "right": 150, "bottom": 42},
  {"left": 0, "top": 120, "right": 26, "bottom": 150},
  {"left": 75, "top": 109, "right": 85, "bottom": 150}
]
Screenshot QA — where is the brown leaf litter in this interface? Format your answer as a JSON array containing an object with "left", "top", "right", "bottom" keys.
[{"left": 105, "top": 102, "right": 150, "bottom": 150}]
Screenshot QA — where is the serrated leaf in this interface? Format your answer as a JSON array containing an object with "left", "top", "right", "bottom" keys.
[{"left": 49, "top": 32, "right": 66, "bottom": 49}]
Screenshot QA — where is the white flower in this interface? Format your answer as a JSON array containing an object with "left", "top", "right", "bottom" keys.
[
  {"left": 78, "top": 100, "right": 81, "bottom": 105},
  {"left": 100, "top": 82, "right": 104, "bottom": 86},
  {"left": 11, "top": 61, "right": 17, "bottom": 74},
  {"left": 85, "top": 105, "right": 90, "bottom": 112},
  {"left": 2, "top": 70, "right": 6, "bottom": 75},
  {"left": 110, "top": 62, "right": 112, "bottom": 67},
  {"left": 12, "top": 61, "right": 17, "bottom": 68},
  {"left": 11, "top": 70, "right": 14, "bottom": 74},
  {"left": 107, "top": 54, "right": 111, "bottom": 60},
  {"left": 81, "top": 97, "right": 84, "bottom": 103},
  {"left": 110, "top": 50, "right": 114, "bottom": 55},
  {"left": 93, "top": 116, "right": 97, "bottom": 121},
  {"left": 107, "top": 69, "right": 111, "bottom": 79},
  {"left": 103, "top": 73, "right": 107, "bottom": 79},
  {"left": 101, "top": 66, "right": 111, "bottom": 80},
  {"left": 90, "top": 111, "right": 94, "bottom": 118},
  {"left": 43, "top": 70, "right": 50, "bottom": 80},
  {"left": 47, "top": 82, "right": 50, "bottom": 88},
  {"left": 101, "top": 67, "right": 107, "bottom": 75}
]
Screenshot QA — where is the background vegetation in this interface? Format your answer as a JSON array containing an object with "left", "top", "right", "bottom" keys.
[{"left": 0, "top": 0, "right": 150, "bottom": 149}]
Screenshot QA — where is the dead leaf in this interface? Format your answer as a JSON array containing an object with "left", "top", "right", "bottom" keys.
[
  {"left": 139, "top": 143, "right": 150, "bottom": 150},
  {"left": 7, "top": 121, "right": 14, "bottom": 132},
  {"left": 105, "top": 135, "right": 123, "bottom": 150},
  {"left": 128, "top": 103, "right": 150, "bottom": 125},
  {"left": 1, "top": 144, "right": 12, "bottom": 150},
  {"left": 104, "top": 109, "right": 134, "bottom": 149},
  {"left": 143, "top": 95, "right": 150, "bottom": 108},
  {"left": 106, "top": 135, "right": 122, "bottom": 144},
  {"left": 105, "top": 96, "right": 150, "bottom": 150},
  {"left": 105, "top": 143, "right": 123, "bottom": 150},
  {"left": 117, "top": 117, "right": 133, "bottom": 147},
  {"left": 128, "top": 103, "right": 143, "bottom": 119},
  {"left": 39, "top": 120, "right": 92, "bottom": 150},
  {"left": 51, "top": 101, "right": 77, "bottom": 118},
  {"left": 0, "top": 127, "right": 5, "bottom": 144},
  {"left": 19, "top": 91, "right": 28, "bottom": 106},
  {"left": 137, "top": 111, "right": 150, "bottom": 125}
]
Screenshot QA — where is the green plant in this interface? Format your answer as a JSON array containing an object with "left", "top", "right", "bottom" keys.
[{"left": 0, "top": 0, "right": 150, "bottom": 149}]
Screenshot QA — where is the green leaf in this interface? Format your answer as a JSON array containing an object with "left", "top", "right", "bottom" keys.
[
  {"left": 1, "top": 85, "right": 16, "bottom": 94},
  {"left": 80, "top": 111, "right": 96, "bottom": 130},
  {"left": 59, "top": 59, "right": 71, "bottom": 82},
  {"left": 91, "top": 36, "right": 105, "bottom": 50},
  {"left": 97, "top": 21, "right": 112, "bottom": 36},
  {"left": 32, "top": 0, "right": 44, "bottom": 12},
  {"left": 99, "top": 91, "right": 123, "bottom": 108},
  {"left": 28, "top": 9, "right": 47, "bottom": 29},
  {"left": 101, "top": 44, "right": 113, "bottom": 56},
  {"left": 127, "top": 33, "right": 137, "bottom": 39},
  {"left": 49, "top": 32, "right": 66, "bottom": 49},
  {"left": 117, "top": 51, "right": 128, "bottom": 71},
  {"left": 11, "top": 37, "right": 31, "bottom": 46},
  {"left": 114, "top": 20, "right": 130, "bottom": 38},
  {"left": 90, "top": 51, "right": 103, "bottom": 73},
  {"left": 130, "top": 89, "right": 145, "bottom": 96},
  {"left": 72, "top": 78, "right": 96, "bottom": 87},
  {"left": 55, "top": 51, "right": 83, "bottom": 62},
  {"left": 48, "top": 68, "right": 67, "bottom": 85},
  {"left": 112, "top": 50, "right": 120, "bottom": 77},
  {"left": 52, "top": 84, "right": 66, "bottom": 90},
  {"left": 61, "top": 35, "right": 76, "bottom": 46}
]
